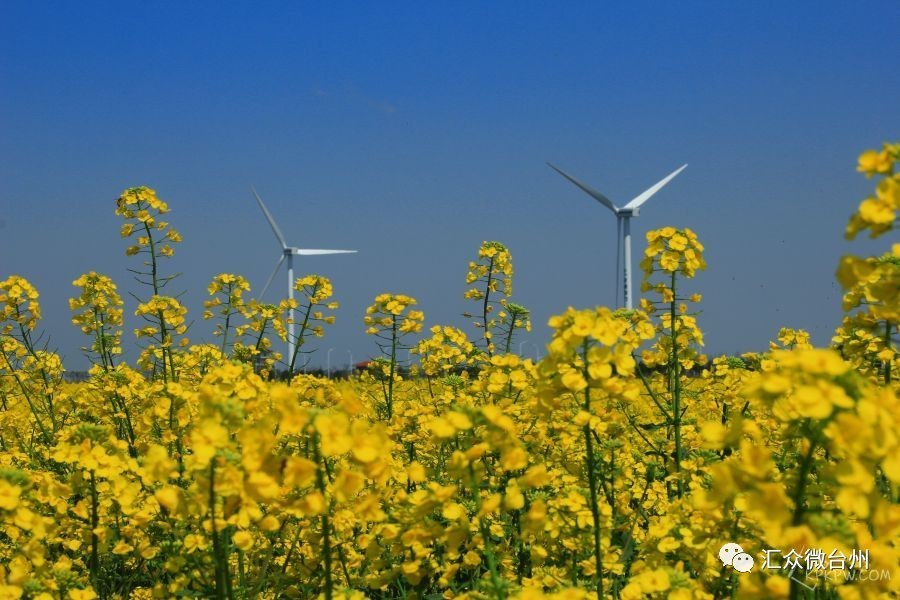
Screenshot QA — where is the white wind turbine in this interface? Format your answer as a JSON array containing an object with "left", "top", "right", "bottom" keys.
[
  {"left": 252, "top": 187, "right": 357, "bottom": 364},
  {"left": 547, "top": 163, "right": 687, "bottom": 310}
]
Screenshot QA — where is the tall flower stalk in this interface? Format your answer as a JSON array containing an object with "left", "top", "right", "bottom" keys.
[
  {"left": 364, "top": 293, "right": 424, "bottom": 420},
  {"left": 538, "top": 306, "right": 652, "bottom": 598},
  {"left": 203, "top": 273, "right": 251, "bottom": 357},
  {"left": 464, "top": 241, "right": 514, "bottom": 356},
  {"left": 116, "top": 186, "right": 187, "bottom": 384},
  {"left": 639, "top": 227, "right": 706, "bottom": 498},
  {"left": 284, "top": 275, "right": 338, "bottom": 377},
  {"left": 0, "top": 275, "right": 59, "bottom": 443}
]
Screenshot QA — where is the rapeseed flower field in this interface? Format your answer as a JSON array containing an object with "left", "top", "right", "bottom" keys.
[{"left": 0, "top": 144, "right": 897, "bottom": 599}]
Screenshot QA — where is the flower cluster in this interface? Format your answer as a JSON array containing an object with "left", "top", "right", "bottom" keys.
[
  {"left": 464, "top": 241, "right": 517, "bottom": 354},
  {"left": 847, "top": 142, "right": 899, "bottom": 240},
  {"left": 134, "top": 295, "right": 189, "bottom": 344},
  {"left": 116, "top": 186, "right": 182, "bottom": 258},
  {"left": 364, "top": 293, "right": 424, "bottom": 336},
  {"left": 641, "top": 227, "right": 706, "bottom": 279},
  {"left": 835, "top": 144, "right": 899, "bottom": 388},
  {"left": 0, "top": 276, "right": 41, "bottom": 334},
  {"left": 465, "top": 241, "right": 513, "bottom": 299},
  {"left": 69, "top": 272, "right": 124, "bottom": 363},
  {"left": 415, "top": 325, "right": 482, "bottom": 378}
]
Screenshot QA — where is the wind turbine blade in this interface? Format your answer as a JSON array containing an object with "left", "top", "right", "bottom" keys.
[
  {"left": 260, "top": 255, "right": 285, "bottom": 299},
  {"left": 251, "top": 186, "right": 288, "bottom": 249},
  {"left": 623, "top": 164, "right": 688, "bottom": 211},
  {"left": 547, "top": 162, "right": 618, "bottom": 213},
  {"left": 295, "top": 249, "right": 358, "bottom": 255}
]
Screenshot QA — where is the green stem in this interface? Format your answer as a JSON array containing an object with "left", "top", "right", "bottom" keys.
[
  {"left": 209, "top": 460, "right": 229, "bottom": 600},
  {"left": 15, "top": 313, "right": 56, "bottom": 428},
  {"left": 467, "top": 462, "right": 505, "bottom": 599},
  {"left": 254, "top": 322, "right": 268, "bottom": 353},
  {"left": 482, "top": 256, "right": 495, "bottom": 356},
  {"left": 313, "top": 434, "right": 333, "bottom": 600},
  {"left": 789, "top": 438, "right": 819, "bottom": 600},
  {"left": 633, "top": 357, "right": 673, "bottom": 421},
  {"left": 289, "top": 283, "right": 318, "bottom": 376},
  {"left": 582, "top": 343, "right": 604, "bottom": 599},
  {"left": 142, "top": 220, "right": 176, "bottom": 384},
  {"left": 251, "top": 519, "right": 288, "bottom": 596},
  {"left": 0, "top": 348, "right": 52, "bottom": 444},
  {"left": 237, "top": 550, "right": 246, "bottom": 597},
  {"left": 513, "top": 496, "right": 529, "bottom": 582},
  {"left": 386, "top": 316, "right": 397, "bottom": 420},
  {"left": 220, "top": 297, "right": 232, "bottom": 356},
  {"left": 93, "top": 309, "right": 110, "bottom": 371},
  {"left": 791, "top": 441, "right": 818, "bottom": 526},
  {"left": 885, "top": 320, "right": 892, "bottom": 385},
  {"left": 669, "top": 271, "right": 684, "bottom": 499},
  {"left": 90, "top": 470, "right": 100, "bottom": 593},
  {"left": 280, "top": 522, "right": 303, "bottom": 575},
  {"left": 253, "top": 317, "right": 272, "bottom": 374}
]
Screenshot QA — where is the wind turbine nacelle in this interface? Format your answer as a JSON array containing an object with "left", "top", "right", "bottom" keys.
[{"left": 617, "top": 208, "right": 638, "bottom": 217}]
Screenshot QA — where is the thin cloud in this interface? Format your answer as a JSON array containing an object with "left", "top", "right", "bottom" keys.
[{"left": 312, "top": 82, "right": 398, "bottom": 115}]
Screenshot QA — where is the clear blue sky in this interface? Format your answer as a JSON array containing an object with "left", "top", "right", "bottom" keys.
[{"left": 1, "top": 1, "right": 897, "bottom": 370}]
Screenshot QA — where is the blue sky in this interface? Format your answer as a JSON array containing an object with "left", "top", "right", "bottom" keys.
[{"left": 1, "top": 1, "right": 897, "bottom": 370}]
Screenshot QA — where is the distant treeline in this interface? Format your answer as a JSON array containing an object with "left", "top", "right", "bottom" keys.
[{"left": 61, "top": 355, "right": 764, "bottom": 384}]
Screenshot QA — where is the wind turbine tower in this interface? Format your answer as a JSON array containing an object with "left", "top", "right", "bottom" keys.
[
  {"left": 547, "top": 163, "right": 687, "bottom": 310},
  {"left": 252, "top": 187, "right": 357, "bottom": 365}
]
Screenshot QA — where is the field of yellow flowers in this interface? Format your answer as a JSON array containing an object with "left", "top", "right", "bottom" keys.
[{"left": 0, "top": 145, "right": 898, "bottom": 600}]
